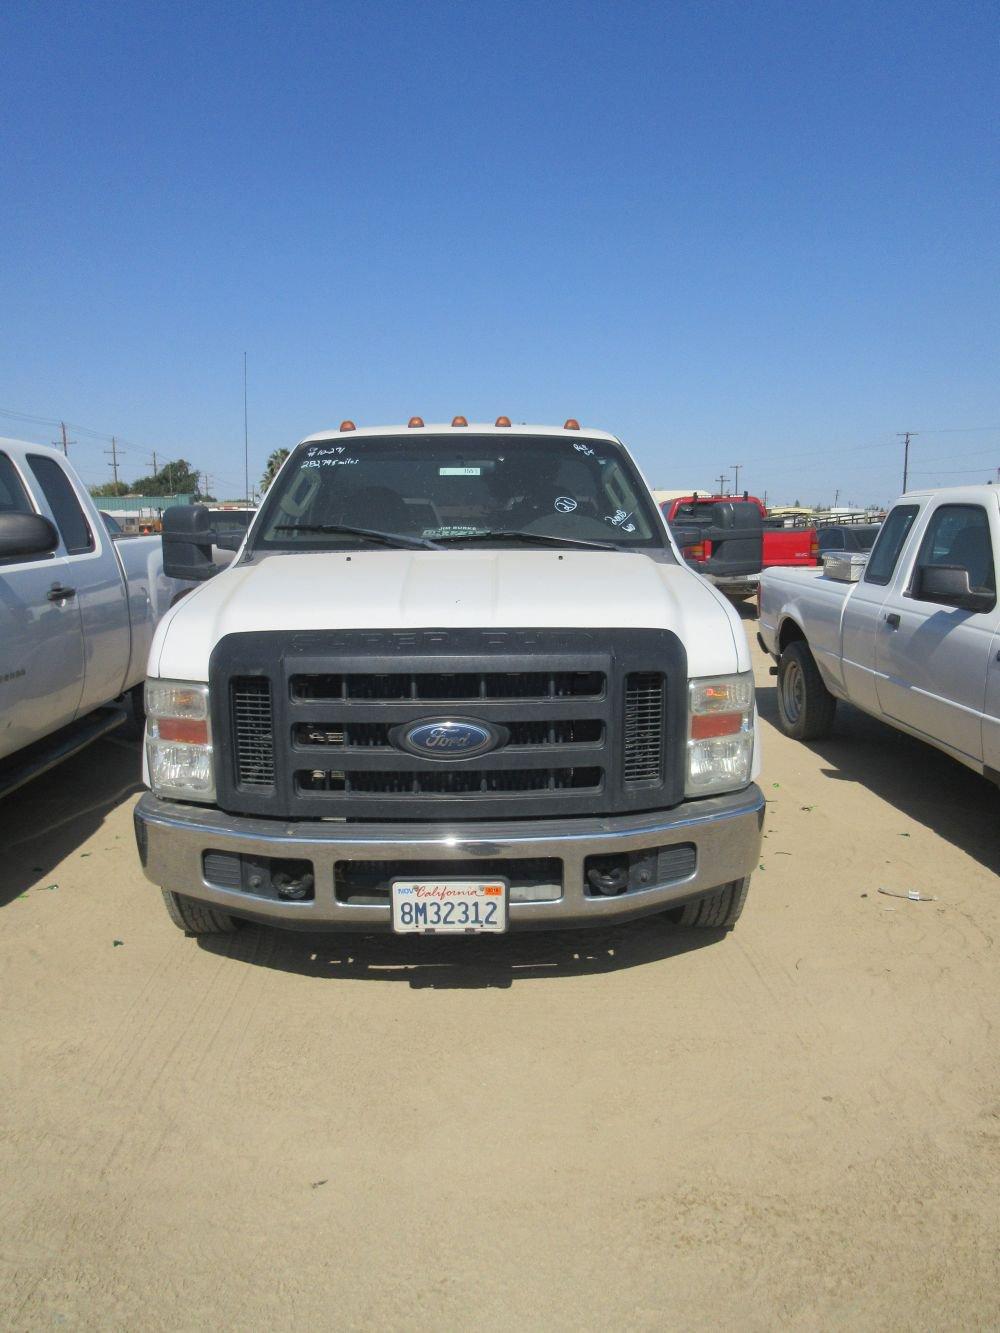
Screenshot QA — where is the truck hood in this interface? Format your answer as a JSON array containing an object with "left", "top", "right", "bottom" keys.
[{"left": 152, "top": 549, "right": 746, "bottom": 680}]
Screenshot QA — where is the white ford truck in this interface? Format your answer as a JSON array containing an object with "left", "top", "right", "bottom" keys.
[
  {"left": 133, "top": 420, "right": 764, "bottom": 938},
  {"left": 0, "top": 438, "right": 211, "bottom": 795},
  {"left": 759, "top": 485, "right": 1000, "bottom": 778}
]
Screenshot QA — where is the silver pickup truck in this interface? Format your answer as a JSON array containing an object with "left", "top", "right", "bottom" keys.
[
  {"left": 759, "top": 485, "right": 1000, "bottom": 781},
  {"left": 0, "top": 438, "right": 213, "bottom": 795}
]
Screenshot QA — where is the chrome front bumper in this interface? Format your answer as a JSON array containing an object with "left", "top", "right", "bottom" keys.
[{"left": 134, "top": 786, "right": 765, "bottom": 931}]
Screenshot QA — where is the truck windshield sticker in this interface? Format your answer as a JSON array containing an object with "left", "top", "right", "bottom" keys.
[
  {"left": 439, "top": 467, "right": 481, "bottom": 476},
  {"left": 572, "top": 442, "right": 595, "bottom": 457},
  {"left": 554, "top": 497, "right": 578, "bottom": 513}
]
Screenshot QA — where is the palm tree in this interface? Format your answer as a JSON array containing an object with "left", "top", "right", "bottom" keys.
[{"left": 260, "top": 448, "right": 290, "bottom": 494}]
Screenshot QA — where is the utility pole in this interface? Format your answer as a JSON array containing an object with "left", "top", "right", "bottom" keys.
[
  {"left": 716, "top": 473, "right": 727, "bottom": 495},
  {"left": 53, "top": 422, "right": 75, "bottom": 456},
  {"left": 104, "top": 436, "right": 123, "bottom": 488},
  {"left": 243, "top": 350, "right": 250, "bottom": 505},
  {"left": 731, "top": 463, "right": 742, "bottom": 496},
  {"left": 833, "top": 488, "right": 840, "bottom": 507},
  {"left": 898, "top": 431, "right": 917, "bottom": 493}
]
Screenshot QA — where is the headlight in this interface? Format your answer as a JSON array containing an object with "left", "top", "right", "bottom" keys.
[
  {"left": 145, "top": 679, "right": 215, "bottom": 802},
  {"left": 685, "top": 671, "right": 755, "bottom": 796}
]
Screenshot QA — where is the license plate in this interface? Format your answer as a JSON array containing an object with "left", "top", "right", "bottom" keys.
[{"left": 390, "top": 879, "right": 508, "bottom": 934}]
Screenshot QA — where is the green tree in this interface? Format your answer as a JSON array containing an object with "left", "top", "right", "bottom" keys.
[
  {"left": 89, "top": 481, "right": 130, "bottom": 497},
  {"left": 260, "top": 448, "right": 290, "bottom": 493},
  {"left": 130, "top": 459, "right": 201, "bottom": 496}
]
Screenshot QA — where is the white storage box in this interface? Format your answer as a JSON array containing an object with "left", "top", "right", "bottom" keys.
[{"left": 823, "top": 551, "right": 869, "bottom": 583}]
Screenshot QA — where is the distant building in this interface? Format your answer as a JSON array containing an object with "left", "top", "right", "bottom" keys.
[{"left": 93, "top": 493, "right": 195, "bottom": 533}]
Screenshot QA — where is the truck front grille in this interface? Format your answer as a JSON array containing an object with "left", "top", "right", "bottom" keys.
[
  {"left": 623, "top": 672, "right": 665, "bottom": 784},
  {"left": 298, "top": 766, "right": 602, "bottom": 796},
  {"left": 232, "top": 678, "right": 275, "bottom": 789},
  {"left": 212, "top": 628, "right": 686, "bottom": 820},
  {"left": 291, "top": 670, "right": 603, "bottom": 702}
]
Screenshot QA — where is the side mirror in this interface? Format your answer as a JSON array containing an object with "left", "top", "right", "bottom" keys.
[
  {"left": 162, "top": 505, "right": 219, "bottom": 581},
  {"left": 214, "top": 531, "right": 243, "bottom": 552},
  {"left": 0, "top": 511, "right": 60, "bottom": 561},
  {"left": 914, "top": 563, "right": 994, "bottom": 613},
  {"left": 669, "top": 524, "right": 704, "bottom": 550}
]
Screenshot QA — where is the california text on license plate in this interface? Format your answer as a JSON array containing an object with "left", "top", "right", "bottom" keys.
[{"left": 390, "top": 880, "right": 508, "bottom": 934}]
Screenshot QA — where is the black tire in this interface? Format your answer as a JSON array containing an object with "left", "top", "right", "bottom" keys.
[
  {"left": 162, "top": 890, "right": 240, "bottom": 935},
  {"left": 776, "top": 639, "right": 837, "bottom": 740},
  {"left": 671, "top": 877, "right": 751, "bottom": 929}
]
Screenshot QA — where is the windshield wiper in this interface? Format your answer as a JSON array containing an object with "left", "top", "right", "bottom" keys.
[
  {"left": 434, "top": 530, "right": 622, "bottom": 552},
  {"left": 273, "top": 523, "right": 441, "bottom": 550}
]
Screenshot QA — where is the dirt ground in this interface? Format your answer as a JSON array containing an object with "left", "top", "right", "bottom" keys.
[{"left": 2, "top": 615, "right": 1000, "bottom": 1330}]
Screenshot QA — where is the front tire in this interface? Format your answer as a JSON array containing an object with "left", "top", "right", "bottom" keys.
[
  {"left": 162, "top": 890, "right": 240, "bottom": 935},
  {"left": 670, "top": 877, "right": 751, "bottom": 929},
  {"left": 776, "top": 640, "right": 837, "bottom": 740}
]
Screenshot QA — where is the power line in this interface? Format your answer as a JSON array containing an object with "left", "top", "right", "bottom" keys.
[
  {"left": 243, "top": 351, "right": 250, "bottom": 506},
  {"left": 52, "top": 421, "right": 76, "bottom": 456},
  {"left": 104, "top": 436, "right": 124, "bottom": 487},
  {"left": 898, "top": 431, "right": 917, "bottom": 493}
]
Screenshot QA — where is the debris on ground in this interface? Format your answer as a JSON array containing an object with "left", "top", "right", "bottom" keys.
[{"left": 877, "top": 887, "right": 936, "bottom": 902}]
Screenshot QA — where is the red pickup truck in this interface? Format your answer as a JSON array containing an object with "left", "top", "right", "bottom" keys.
[{"left": 662, "top": 494, "right": 818, "bottom": 598}]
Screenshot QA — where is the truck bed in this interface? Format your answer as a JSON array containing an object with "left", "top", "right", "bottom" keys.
[{"left": 758, "top": 565, "right": 853, "bottom": 694}]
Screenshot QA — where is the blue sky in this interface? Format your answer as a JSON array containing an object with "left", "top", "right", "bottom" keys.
[{"left": 1, "top": 0, "right": 997, "bottom": 504}]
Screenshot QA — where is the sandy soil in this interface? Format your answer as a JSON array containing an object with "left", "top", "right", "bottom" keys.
[{"left": 2, "top": 617, "right": 999, "bottom": 1330}]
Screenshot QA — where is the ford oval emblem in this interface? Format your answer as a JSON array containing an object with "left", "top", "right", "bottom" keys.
[{"left": 392, "top": 718, "right": 505, "bottom": 760}]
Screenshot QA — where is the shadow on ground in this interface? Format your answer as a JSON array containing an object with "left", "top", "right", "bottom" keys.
[
  {"left": 756, "top": 683, "right": 1000, "bottom": 875},
  {"left": 197, "top": 914, "right": 726, "bottom": 988},
  {"left": 0, "top": 735, "right": 143, "bottom": 906}
]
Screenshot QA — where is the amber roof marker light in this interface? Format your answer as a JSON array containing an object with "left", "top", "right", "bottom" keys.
[
  {"left": 495, "top": 416, "right": 512, "bottom": 427},
  {"left": 339, "top": 420, "right": 356, "bottom": 432},
  {"left": 564, "top": 418, "right": 581, "bottom": 430},
  {"left": 408, "top": 416, "right": 424, "bottom": 428},
  {"left": 451, "top": 415, "right": 468, "bottom": 427}
]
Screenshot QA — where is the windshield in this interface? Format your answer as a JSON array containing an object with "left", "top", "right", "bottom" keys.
[{"left": 252, "top": 434, "right": 665, "bottom": 551}]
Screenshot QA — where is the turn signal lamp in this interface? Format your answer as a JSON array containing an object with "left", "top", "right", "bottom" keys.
[
  {"left": 340, "top": 420, "right": 356, "bottom": 432},
  {"left": 564, "top": 418, "right": 580, "bottom": 430},
  {"left": 408, "top": 416, "right": 424, "bottom": 428},
  {"left": 451, "top": 415, "right": 468, "bottom": 427},
  {"left": 685, "top": 673, "right": 755, "bottom": 796},
  {"left": 145, "top": 680, "right": 215, "bottom": 802}
]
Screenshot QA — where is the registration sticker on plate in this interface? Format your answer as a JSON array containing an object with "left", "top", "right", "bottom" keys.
[{"left": 390, "top": 879, "right": 508, "bottom": 934}]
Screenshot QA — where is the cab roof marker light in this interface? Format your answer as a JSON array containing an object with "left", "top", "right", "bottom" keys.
[
  {"left": 495, "top": 416, "right": 512, "bottom": 427},
  {"left": 451, "top": 416, "right": 468, "bottom": 427},
  {"left": 408, "top": 416, "right": 424, "bottom": 428},
  {"left": 564, "top": 418, "right": 580, "bottom": 430},
  {"left": 340, "top": 420, "right": 356, "bottom": 432}
]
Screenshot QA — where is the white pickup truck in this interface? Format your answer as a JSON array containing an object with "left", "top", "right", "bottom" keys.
[
  {"left": 133, "top": 419, "right": 765, "bottom": 938},
  {"left": 759, "top": 485, "right": 1000, "bottom": 779},
  {"left": 0, "top": 438, "right": 211, "bottom": 795}
]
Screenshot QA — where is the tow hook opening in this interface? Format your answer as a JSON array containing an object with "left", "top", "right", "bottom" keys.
[
  {"left": 202, "top": 851, "right": 316, "bottom": 902},
  {"left": 584, "top": 843, "right": 698, "bottom": 898},
  {"left": 586, "top": 859, "right": 630, "bottom": 896}
]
